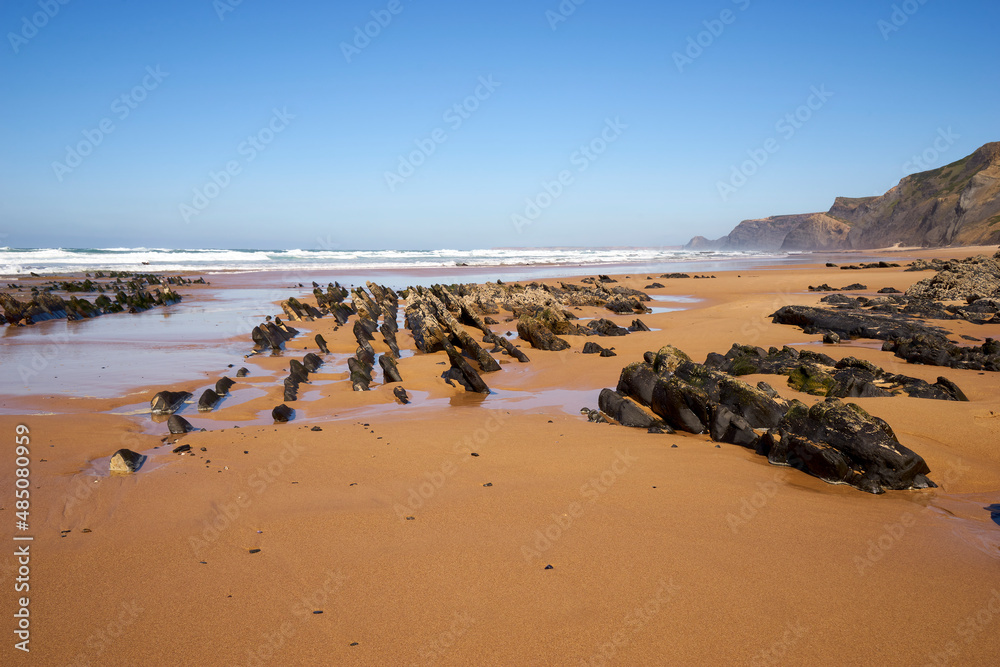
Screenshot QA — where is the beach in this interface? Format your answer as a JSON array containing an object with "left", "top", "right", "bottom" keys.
[{"left": 2, "top": 248, "right": 999, "bottom": 666}]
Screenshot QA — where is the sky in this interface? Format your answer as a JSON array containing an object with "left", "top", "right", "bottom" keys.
[{"left": 0, "top": 0, "right": 998, "bottom": 251}]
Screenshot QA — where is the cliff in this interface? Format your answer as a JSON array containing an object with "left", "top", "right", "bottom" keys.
[{"left": 687, "top": 142, "right": 1000, "bottom": 251}]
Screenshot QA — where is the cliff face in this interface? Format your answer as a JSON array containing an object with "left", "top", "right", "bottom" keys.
[
  {"left": 842, "top": 142, "right": 1000, "bottom": 248},
  {"left": 685, "top": 214, "right": 817, "bottom": 251},
  {"left": 688, "top": 142, "right": 1000, "bottom": 251}
]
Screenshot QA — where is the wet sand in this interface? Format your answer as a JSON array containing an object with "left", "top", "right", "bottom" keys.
[{"left": 2, "top": 248, "right": 999, "bottom": 665}]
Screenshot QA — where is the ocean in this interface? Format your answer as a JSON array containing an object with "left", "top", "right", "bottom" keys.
[{"left": 0, "top": 246, "right": 791, "bottom": 276}]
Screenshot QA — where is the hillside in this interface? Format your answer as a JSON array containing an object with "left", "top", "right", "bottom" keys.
[{"left": 687, "top": 142, "right": 1000, "bottom": 251}]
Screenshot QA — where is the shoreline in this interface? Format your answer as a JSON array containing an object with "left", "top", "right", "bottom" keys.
[{"left": 1, "top": 246, "right": 999, "bottom": 665}]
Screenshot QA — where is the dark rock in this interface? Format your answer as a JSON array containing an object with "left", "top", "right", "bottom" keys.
[
  {"left": 393, "top": 386, "right": 410, "bottom": 404},
  {"left": 215, "top": 377, "right": 235, "bottom": 396},
  {"left": 598, "top": 388, "right": 667, "bottom": 429},
  {"left": 315, "top": 334, "right": 329, "bottom": 354},
  {"left": 588, "top": 318, "right": 630, "bottom": 336},
  {"left": 582, "top": 341, "right": 616, "bottom": 356},
  {"left": 771, "top": 305, "right": 946, "bottom": 342},
  {"left": 628, "top": 319, "right": 651, "bottom": 332},
  {"left": 198, "top": 389, "right": 221, "bottom": 412},
  {"left": 110, "top": 449, "right": 145, "bottom": 474},
  {"left": 823, "top": 332, "right": 840, "bottom": 344},
  {"left": 167, "top": 415, "right": 195, "bottom": 434},
  {"left": 379, "top": 355, "right": 403, "bottom": 383},
  {"left": 442, "top": 347, "right": 490, "bottom": 393},
  {"left": 517, "top": 316, "right": 571, "bottom": 351},
  {"left": 302, "top": 353, "right": 323, "bottom": 373},
  {"left": 877, "top": 287, "right": 902, "bottom": 294},
  {"left": 644, "top": 283, "right": 665, "bottom": 289},
  {"left": 150, "top": 390, "right": 192, "bottom": 415},
  {"left": 763, "top": 398, "right": 935, "bottom": 493},
  {"left": 841, "top": 283, "right": 868, "bottom": 291},
  {"left": 172, "top": 443, "right": 192, "bottom": 454},
  {"left": 236, "top": 367, "right": 250, "bottom": 378},
  {"left": 272, "top": 404, "right": 294, "bottom": 422}
]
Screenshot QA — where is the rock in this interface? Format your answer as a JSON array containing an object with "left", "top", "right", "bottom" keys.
[
  {"left": 598, "top": 389, "right": 668, "bottom": 429},
  {"left": 878, "top": 287, "right": 902, "bottom": 294},
  {"left": 771, "top": 305, "right": 946, "bottom": 342},
  {"left": 517, "top": 316, "right": 571, "bottom": 351},
  {"left": 582, "top": 341, "right": 616, "bottom": 357},
  {"left": 905, "top": 251, "right": 1000, "bottom": 301},
  {"left": 379, "top": 355, "right": 403, "bottom": 383},
  {"left": 442, "top": 347, "right": 490, "bottom": 393},
  {"left": 283, "top": 376, "right": 300, "bottom": 401},
  {"left": 110, "top": 449, "right": 145, "bottom": 474},
  {"left": 644, "top": 283, "right": 665, "bottom": 289},
  {"left": 236, "top": 367, "right": 250, "bottom": 378},
  {"left": 841, "top": 283, "right": 868, "bottom": 291},
  {"left": 272, "top": 404, "right": 294, "bottom": 422},
  {"left": 884, "top": 335, "right": 1000, "bottom": 371},
  {"left": 215, "top": 377, "right": 235, "bottom": 396},
  {"left": 302, "top": 353, "right": 323, "bottom": 372},
  {"left": 588, "top": 318, "right": 630, "bottom": 336},
  {"left": 198, "top": 389, "right": 221, "bottom": 412},
  {"left": 167, "top": 415, "right": 195, "bottom": 434},
  {"left": 351, "top": 371, "right": 371, "bottom": 392},
  {"left": 786, "top": 365, "right": 837, "bottom": 396},
  {"left": 393, "top": 386, "right": 410, "bottom": 404},
  {"left": 315, "top": 334, "right": 329, "bottom": 354},
  {"left": 823, "top": 332, "right": 840, "bottom": 344},
  {"left": 628, "top": 319, "right": 651, "bottom": 332},
  {"left": 760, "top": 398, "right": 935, "bottom": 494},
  {"left": 289, "top": 359, "right": 309, "bottom": 383},
  {"left": 150, "top": 390, "right": 192, "bottom": 415},
  {"left": 172, "top": 443, "right": 191, "bottom": 454}
]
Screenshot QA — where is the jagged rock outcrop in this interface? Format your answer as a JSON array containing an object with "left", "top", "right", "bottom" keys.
[
  {"left": 517, "top": 315, "right": 571, "bottom": 351},
  {"left": 758, "top": 399, "right": 935, "bottom": 494},
  {"left": 706, "top": 343, "right": 969, "bottom": 401},
  {"left": 606, "top": 345, "right": 936, "bottom": 493},
  {"left": 442, "top": 347, "right": 490, "bottom": 393},
  {"left": 905, "top": 251, "right": 1000, "bottom": 301}
]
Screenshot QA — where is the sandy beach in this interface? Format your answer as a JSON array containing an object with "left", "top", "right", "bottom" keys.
[{"left": 2, "top": 249, "right": 999, "bottom": 666}]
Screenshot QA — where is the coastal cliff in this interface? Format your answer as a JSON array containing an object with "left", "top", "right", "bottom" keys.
[{"left": 688, "top": 142, "right": 1000, "bottom": 251}]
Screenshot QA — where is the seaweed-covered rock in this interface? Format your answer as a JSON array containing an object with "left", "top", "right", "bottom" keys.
[{"left": 759, "top": 398, "right": 935, "bottom": 494}]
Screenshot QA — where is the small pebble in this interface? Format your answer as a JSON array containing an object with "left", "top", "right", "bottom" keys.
[
  {"left": 483, "top": 482, "right": 493, "bottom": 487},
  {"left": 311, "top": 426, "right": 322, "bottom": 432},
  {"left": 405, "top": 516, "right": 415, "bottom": 521},
  {"left": 671, "top": 445, "right": 678, "bottom": 449},
  {"left": 313, "top": 610, "right": 323, "bottom": 615},
  {"left": 471, "top": 452, "right": 479, "bottom": 457},
  {"left": 350, "top": 642, "right": 359, "bottom": 647},
  {"left": 544, "top": 564, "right": 554, "bottom": 570},
  {"left": 249, "top": 548, "right": 261, "bottom": 554}
]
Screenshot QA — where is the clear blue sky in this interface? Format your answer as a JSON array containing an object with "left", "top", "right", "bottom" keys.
[{"left": 1, "top": 0, "right": 997, "bottom": 250}]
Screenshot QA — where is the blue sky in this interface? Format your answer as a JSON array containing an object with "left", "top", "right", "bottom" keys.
[{"left": 0, "top": 0, "right": 997, "bottom": 250}]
